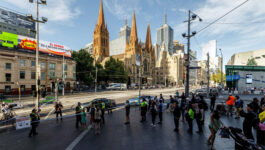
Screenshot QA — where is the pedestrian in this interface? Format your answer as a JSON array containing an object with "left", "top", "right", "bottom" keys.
[
  {"left": 107, "top": 99, "right": 112, "bottom": 114},
  {"left": 180, "top": 92, "right": 186, "bottom": 122},
  {"left": 94, "top": 106, "right": 101, "bottom": 135},
  {"left": 195, "top": 103, "right": 203, "bottom": 133},
  {"left": 154, "top": 96, "right": 158, "bottom": 103},
  {"left": 259, "top": 104, "right": 265, "bottom": 124},
  {"left": 150, "top": 100, "right": 157, "bottom": 127},
  {"left": 55, "top": 101, "right": 63, "bottom": 120},
  {"left": 176, "top": 90, "right": 179, "bottom": 98},
  {"left": 158, "top": 100, "right": 163, "bottom": 124},
  {"left": 90, "top": 103, "right": 96, "bottom": 125},
  {"left": 100, "top": 100, "right": 105, "bottom": 125},
  {"left": 28, "top": 109, "right": 40, "bottom": 137},
  {"left": 226, "top": 94, "right": 235, "bottom": 116},
  {"left": 159, "top": 94, "right": 164, "bottom": 103},
  {"left": 125, "top": 100, "right": 130, "bottom": 124},
  {"left": 257, "top": 104, "right": 265, "bottom": 145},
  {"left": 186, "top": 104, "right": 194, "bottom": 133},
  {"left": 208, "top": 110, "right": 224, "bottom": 150},
  {"left": 210, "top": 91, "right": 216, "bottom": 112},
  {"left": 173, "top": 101, "right": 181, "bottom": 132},
  {"left": 234, "top": 95, "right": 243, "bottom": 119},
  {"left": 191, "top": 93, "right": 196, "bottom": 104},
  {"left": 260, "top": 94, "right": 265, "bottom": 112},
  {"left": 75, "top": 102, "right": 82, "bottom": 128},
  {"left": 81, "top": 108, "right": 87, "bottom": 128},
  {"left": 140, "top": 98, "right": 148, "bottom": 122},
  {"left": 148, "top": 96, "right": 152, "bottom": 112},
  {"left": 250, "top": 98, "right": 260, "bottom": 114},
  {"left": 240, "top": 103, "right": 257, "bottom": 139}
]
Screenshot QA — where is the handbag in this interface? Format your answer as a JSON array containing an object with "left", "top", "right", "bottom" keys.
[{"left": 219, "top": 128, "right": 230, "bottom": 138}]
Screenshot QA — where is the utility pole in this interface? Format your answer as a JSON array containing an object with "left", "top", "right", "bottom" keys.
[
  {"left": 56, "top": 78, "right": 58, "bottom": 102},
  {"left": 62, "top": 53, "right": 65, "bottom": 96},
  {"left": 95, "top": 67, "right": 97, "bottom": 93},
  {"left": 207, "top": 52, "right": 210, "bottom": 98},
  {"left": 27, "top": 0, "right": 47, "bottom": 110},
  {"left": 219, "top": 49, "right": 223, "bottom": 88},
  {"left": 182, "top": 10, "right": 202, "bottom": 98},
  {"left": 138, "top": 67, "right": 141, "bottom": 97}
]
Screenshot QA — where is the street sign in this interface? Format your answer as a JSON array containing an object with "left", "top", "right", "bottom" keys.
[{"left": 189, "top": 67, "right": 201, "bottom": 69}]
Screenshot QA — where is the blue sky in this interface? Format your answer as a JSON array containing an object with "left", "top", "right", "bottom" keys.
[{"left": 0, "top": 0, "right": 265, "bottom": 65}]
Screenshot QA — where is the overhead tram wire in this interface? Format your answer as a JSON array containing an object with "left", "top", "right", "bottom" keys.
[{"left": 197, "top": 0, "right": 249, "bottom": 34}]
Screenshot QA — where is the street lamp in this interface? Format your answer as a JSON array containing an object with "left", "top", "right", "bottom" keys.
[
  {"left": 27, "top": 0, "right": 48, "bottom": 110},
  {"left": 182, "top": 10, "right": 202, "bottom": 97},
  {"left": 219, "top": 49, "right": 223, "bottom": 88}
]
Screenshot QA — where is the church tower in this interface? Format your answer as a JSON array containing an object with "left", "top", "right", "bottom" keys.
[{"left": 93, "top": 0, "right": 109, "bottom": 64}]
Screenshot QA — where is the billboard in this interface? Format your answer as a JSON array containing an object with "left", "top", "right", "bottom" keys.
[
  {"left": 0, "top": 31, "right": 18, "bottom": 48},
  {"left": 0, "top": 8, "right": 35, "bottom": 31}
]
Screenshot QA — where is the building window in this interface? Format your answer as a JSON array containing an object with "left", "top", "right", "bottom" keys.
[
  {"left": 41, "top": 62, "right": 46, "bottom": 69},
  {"left": 31, "top": 85, "right": 36, "bottom": 91},
  {"left": 49, "top": 63, "right": 55, "bottom": 70},
  {"left": 41, "top": 72, "right": 45, "bottom": 80},
  {"left": 5, "top": 63, "right": 11, "bottom": 69},
  {"left": 5, "top": 86, "right": 11, "bottom": 93},
  {"left": 20, "top": 71, "right": 25, "bottom": 79},
  {"left": 31, "top": 61, "right": 36, "bottom": 67},
  {"left": 63, "top": 64, "right": 68, "bottom": 71},
  {"left": 20, "top": 85, "right": 25, "bottom": 92},
  {"left": 20, "top": 60, "right": 26, "bottom": 67},
  {"left": 31, "top": 72, "right": 36, "bottom": 79},
  {"left": 49, "top": 71, "right": 55, "bottom": 78},
  {"left": 5, "top": 73, "right": 11, "bottom": 82},
  {"left": 63, "top": 72, "right": 67, "bottom": 78},
  {"left": 73, "top": 72, "right": 76, "bottom": 80}
]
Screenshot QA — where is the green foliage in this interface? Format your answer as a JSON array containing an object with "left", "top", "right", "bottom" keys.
[
  {"left": 104, "top": 57, "right": 128, "bottom": 83},
  {"left": 210, "top": 69, "right": 226, "bottom": 84},
  {"left": 72, "top": 49, "right": 95, "bottom": 85},
  {"left": 247, "top": 58, "right": 257, "bottom": 66}
]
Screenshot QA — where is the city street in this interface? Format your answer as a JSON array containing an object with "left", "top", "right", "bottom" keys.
[{"left": 0, "top": 104, "right": 244, "bottom": 150}]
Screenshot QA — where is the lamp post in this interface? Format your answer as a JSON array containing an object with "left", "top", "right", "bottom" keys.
[
  {"left": 27, "top": 0, "right": 48, "bottom": 110},
  {"left": 219, "top": 49, "right": 223, "bottom": 88},
  {"left": 62, "top": 53, "right": 65, "bottom": 96},
  {"left": 182, "top": 10, "right": 202, "bottom": 97}
]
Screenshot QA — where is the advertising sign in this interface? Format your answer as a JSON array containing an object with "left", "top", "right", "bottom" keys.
[
  {"left": 0, "top": 8, "right": 35, "bottom": 31},
  {"left": 0, "top": 31, "right": 18, "bottom": 48},
  {"left": 246, "top": 74, "right": 252, "bottom": 84},
  {"left": 18, "top": 35, "right": 36, "bottom": 50},
  {"left": 16, "top": 116, "right": 31, "bottom": 130}
]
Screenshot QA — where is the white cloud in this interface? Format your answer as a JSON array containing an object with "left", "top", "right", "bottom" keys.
[
  {"left": 2, "top": 0, "right": 81, "bottom": 22},
  {"left": 178, "top": 8, "right": 187, "bottom": 13}
]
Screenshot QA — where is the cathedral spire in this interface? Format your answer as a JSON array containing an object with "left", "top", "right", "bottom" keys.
[
  {"left": 145, "top": 23, "right": 152, "bottom": 52},
  {"left": 97, "top": 0, "right": 105, "bottom": 26},
  {"left": 129, "top": 11, "right": 138, "bottom": 43}
]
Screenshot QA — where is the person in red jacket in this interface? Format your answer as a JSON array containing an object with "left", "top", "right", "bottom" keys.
[{"left": 226, "top": 94, "right": 236, "bottom": 116}]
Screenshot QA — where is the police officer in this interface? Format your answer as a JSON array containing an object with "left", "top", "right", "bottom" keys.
[
  {"left": 101, "top": 101, "right": 105, "bottom": 124},
  {"left": 140, "top": 98, "right": 148, "bottom": 122},
  {"left": 75, "top": 102, "right": 82, "bottom": 128},
  {"left": 29, "top": 109, "right": 40, "bottom": 137}
]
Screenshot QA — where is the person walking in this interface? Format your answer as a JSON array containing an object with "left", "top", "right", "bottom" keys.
[
  {"left": 186, "top": 104, "right": 194, "bottom": 133},
  {"left": 176, "top": 90, "right": 179, "bottom": 98},
  {"left": 75, "top": 102, "right": 82, "bottom": 129},
  {"left": 260, "top": 94, "right": 265, "bottom": 112},
  {"left": 140, "top": 98, "right": 148, "bottom": 122},
  {"left": 195, "top": 103, "right": 203, "bottom": 133},
  {"left": 107, "top": 100, "right": 112, "bottom": 114},
  {"left": 158, "top": 100, "right": 163, "bottom": 124},
  {"left": 150, "top": 100, "right": 157, "bottom": 127},
  {"left": 55, "top": 101, "right": 63, "bottom": 120},
  {"left": 125, "top": 100, "right": 130, "bottom": 124},
  {"left": 173, "top": 101, "right": 181, "bottom": 132},
  {"left": 28, "top": 109, "right": 40, "bottom": 137},
  {"left": 235, "top": 95, "right": 243, "bottom": 119},
  {"left": 240, "top": 103, "right": 257, "bottom": 139},
  {"left": 100, "top": 101, "right": 105, "bottom": 125},
  {"left": 208, "top": 110, "right": 224, "bottom": 150},
  {"left": 159, "top": 94, "right": 164, "bottom": 103},
  {"left": 94, "top": 106, "right": 101, "bottom": 135},
  {"left": 81, "top": 108, "right": 87, "bottom": 128},
  {"left": 226, "top": 94, "right": 235, "bottom": 116},
  {"left": 180, "top": 93, "right": 186, "bottom": 122},
  {"left": 250, "top": 98, "right": 260, "bottom": 114},
  {"left": 257, "top": 104, "right": 265, "bottom": 145},
  {"left": 90, "top": 103, "right": 96, "bottom": 125},
  {"left": 210, "top": 91, "right": 216, "bottom": 112}
]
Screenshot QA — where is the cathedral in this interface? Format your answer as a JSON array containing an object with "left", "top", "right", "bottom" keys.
[{"left": 93, "top": 0, "right": 156, "bottom": 86}]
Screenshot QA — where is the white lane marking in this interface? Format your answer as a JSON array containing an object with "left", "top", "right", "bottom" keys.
[
  {"left": 45, "top": 108, "right": 55, "bottom": 119},
  {"left": 65, "top": 125, "right": 92, "bottom": 150}
]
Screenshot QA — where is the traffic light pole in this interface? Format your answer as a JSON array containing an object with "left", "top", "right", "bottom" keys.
[{"left": 185, "top": 10, "right": 191, "bottom": 98}]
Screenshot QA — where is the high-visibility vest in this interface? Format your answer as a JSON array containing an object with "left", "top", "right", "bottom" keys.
[
  {"left": 141, "top": 101, "right": 147, "bottom": 107},
  {"left": 227, "top": 96, "right": 235, "bottom": 105},
  {"left": 101, "top": 102, "right": 105, "bottom": 109}
]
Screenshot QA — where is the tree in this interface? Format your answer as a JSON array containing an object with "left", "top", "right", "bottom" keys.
[
  {"left": 210, "top": 69, "right": 226, "bottom": 84},
  {"left": 247, "top": 58, "right": 257, "bottom": 66},
  {"left": 72, "top": 49, "right": 94, "bottom": 86},
  {"left": 104, "top": 57, "right": 128, "bottom": 83}
]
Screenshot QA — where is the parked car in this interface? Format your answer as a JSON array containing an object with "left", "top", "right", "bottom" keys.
[
  {"left": 106, "top": 83, "right": 127, "bottom": 90},
  {"left": 128, "top": 95, "right": 154, "bottom": 106},
  {"left": 81, "top": 98, "right": 116, "bottom": 112}
]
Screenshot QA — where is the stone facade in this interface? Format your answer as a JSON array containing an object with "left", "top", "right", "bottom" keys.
[{"left": 0, "top": 48, "right": 76, "bottom": 95}]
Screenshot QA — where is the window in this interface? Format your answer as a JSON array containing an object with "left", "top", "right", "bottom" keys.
[
  {"left": 31, "top": 61, "right": 36, "bottom": 67},
  {"left": 20, "top": 85, "right": 25, "bottom": 92},
  {"left": 20, "top": 60, "right": 26, "bottom": 67},
  {"left": 5, "top": 63, "right": 11, "bottom": 69},
  {"left": 5, "top": 86, "right": 11, "bottom": 93},
  {"left": 31, "top": 85, "right": 36, "bottom": 91},
  {"left": 5, "top": 73, "right": 11, "bottom": 82},
  {"left": 20, "top": 71, "right": 25, "bottom": 79},
  {"left": 73, "top": 72, "right": 76, "bottom": 80},
  {"left": 49, "top": 63, "right": 55, "bottom": 70},
  {"left": 31, "top": 72, "right": 36, "bottom": 79},
  {"left": 63, "top": 72, "right": 67, "bottom": 78},
  {"left": 41, "top": 72, "right": 45, "bottom": 80},
  {"left": 49, "top": 71, "right": 55, "bottom": 78},
  {"left": 41, "top": 62, "right": 46, "bottom": 69},
  {"left": 63, "top": 64, "right": 68, "bottom": 71}
]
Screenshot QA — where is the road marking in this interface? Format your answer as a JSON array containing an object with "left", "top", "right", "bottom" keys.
[
  {"left": 65, "top": 125, "right": 92, "bottom": 150},
  {"left": 45, "top": 108, "right": 55, "bottom": 120}
]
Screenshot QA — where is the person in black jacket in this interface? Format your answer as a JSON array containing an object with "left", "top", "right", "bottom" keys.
[
  {"left": 173, "top": 101, "right": 181, "bottom": 132},
  {"left": 240, "top": 103, "right": 257, "bottom": 139},
  {"left": 209, "top": 91, "right": 216, "bottom": 112},
  {"left": 28, "top": 109, "right": 40, "bottom": 137}
]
